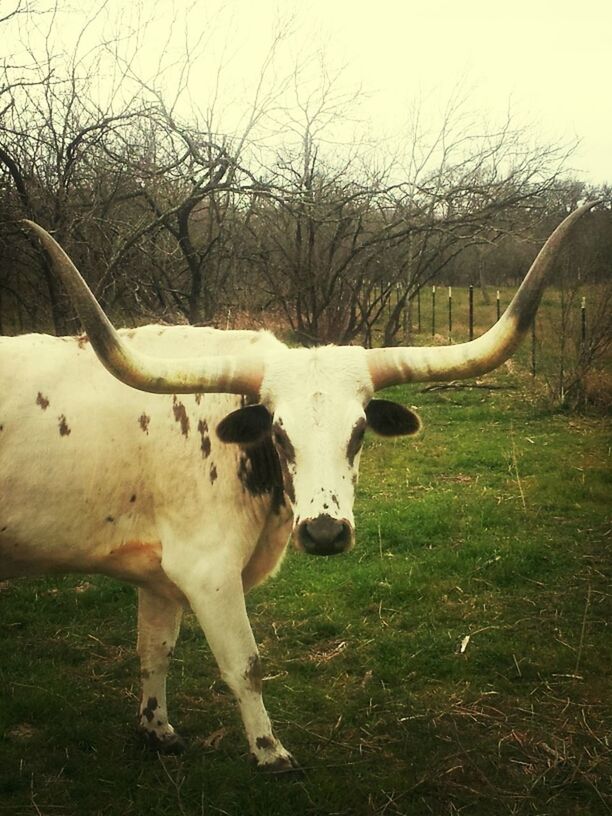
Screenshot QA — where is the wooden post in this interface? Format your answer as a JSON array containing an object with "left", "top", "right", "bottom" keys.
[
  {"left": 581, "top": 296, "right": 587, "bottom": 346},
  {"left": 448, "top": 285, "right": 452, "bottom": 342}
]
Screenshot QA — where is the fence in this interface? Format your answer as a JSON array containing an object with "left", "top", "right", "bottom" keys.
[{"left": 380, "top": 283, "right": 593, "bottom": 379}]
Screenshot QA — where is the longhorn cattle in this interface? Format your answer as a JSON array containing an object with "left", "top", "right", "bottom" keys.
[{"left": 0, "top": 203, "right": 598, "bottom": 770}]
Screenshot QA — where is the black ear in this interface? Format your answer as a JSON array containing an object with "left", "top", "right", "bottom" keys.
[
  {"left": 365, "top": 399, "right": 422, "bottom": 437},
  {"left": 216, "top": 404, "right": 272, "bottom": 445}
]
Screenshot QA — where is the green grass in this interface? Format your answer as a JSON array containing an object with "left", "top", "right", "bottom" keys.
[{"left": 1, "top": 371, "right": 610, "bottom": 815}]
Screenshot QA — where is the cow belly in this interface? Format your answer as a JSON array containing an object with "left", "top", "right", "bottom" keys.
[{"left": 0, "top": 534, "right": 187, "bottom": 604}]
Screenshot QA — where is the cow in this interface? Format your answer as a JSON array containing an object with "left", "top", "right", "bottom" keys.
[{"left": 0, "top": 203, "right": 598, "bottom": 771}]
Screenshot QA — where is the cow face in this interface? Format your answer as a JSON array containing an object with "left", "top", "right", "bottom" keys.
[{"left": 217, "top": 347, "right": 421, "bottom": 556}]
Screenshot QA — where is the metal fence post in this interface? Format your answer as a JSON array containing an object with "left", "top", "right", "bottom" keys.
[
  {"left": 468, "top": 284, "right": 474, "bottom": 340},
  {"left": 431, "top": 285, "right": 436, "bottom": 337}
]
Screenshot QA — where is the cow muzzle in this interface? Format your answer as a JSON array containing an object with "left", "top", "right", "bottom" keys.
[{"left": 296, "top": 514, "right": 353, "bottom": 556}]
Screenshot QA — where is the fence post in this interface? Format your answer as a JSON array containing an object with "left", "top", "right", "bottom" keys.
[
  {"left": 496, "top": 289, "right": 501, "bottom": 322},
  {"left": 468, "top": 284, "right": 474, "bottom": 340},
  {"left": 448, "top": 286, "right": 452, "bottom": 342},
  {"left": 431, "top": 285, "right": 436, "bottom": 337},
  {"left": 581, "top": 296, "right": 587, "bottom": 346}
]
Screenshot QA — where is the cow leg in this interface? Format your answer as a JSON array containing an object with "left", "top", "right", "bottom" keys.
[
  {"left": 136, "top": 587, "right": 184, "bottom": 752},
  {"left": 177, "top": 560, "right": 297, "bottom": 771}
]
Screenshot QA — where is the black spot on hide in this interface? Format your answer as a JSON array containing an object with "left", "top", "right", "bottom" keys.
[
  {"left": 237, "top": 437, "right": 285, "bottom": 514},
  {"left": 142, "top": 696, "right": 158, "bottom": 722}
]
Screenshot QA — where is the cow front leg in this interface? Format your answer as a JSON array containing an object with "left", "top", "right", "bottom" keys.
[
  {"left": 178, "top": 561, "right": 297, "bottom": 771},
  {"left": 136, "top": 587, "right": 184, "bottom": 752}
]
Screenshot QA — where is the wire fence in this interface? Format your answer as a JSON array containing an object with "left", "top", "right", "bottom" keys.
[{"left": 380, "top": 283, "right": 592, "bottom": 378}]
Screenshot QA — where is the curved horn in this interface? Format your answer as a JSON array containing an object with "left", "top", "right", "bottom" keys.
[
  {"left": 367, "top": 201, "right": 601, "bottom": 389},
  {"left": 22, "top": 221, "right": 264, "bottom": 397}
]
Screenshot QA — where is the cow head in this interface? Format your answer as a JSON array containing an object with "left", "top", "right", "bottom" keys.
[{"left": 216, "top": 347, "right": 421, "bottom": 555}]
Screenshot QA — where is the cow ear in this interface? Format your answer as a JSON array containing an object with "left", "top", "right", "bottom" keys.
[
  {"left": 365, "top": 399, "right": 422, "bottom": 437},
  {"left": 216, "top": 404, "right": 272, "bottom": 445}
]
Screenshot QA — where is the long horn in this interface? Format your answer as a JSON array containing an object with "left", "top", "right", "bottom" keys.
[
  {"left": 367, "top": 201, "right": 601, "bottom": 389},
  {"left": 22, "top": 221, "right": 264, "bottom": 397}
]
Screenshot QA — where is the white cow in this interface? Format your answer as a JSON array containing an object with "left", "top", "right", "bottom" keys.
[{"left": 0, "top": 203, "right": 598, "bottom": 770}]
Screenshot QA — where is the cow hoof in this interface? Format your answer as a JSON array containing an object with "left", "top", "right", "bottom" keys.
[
  {"left": 256, "top": 753, "right": 301, "bottom": 775},
  {"left": 140, "top": 729, "right": 187, "bottom": 754}
]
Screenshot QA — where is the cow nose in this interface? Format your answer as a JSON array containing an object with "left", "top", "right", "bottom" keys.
[{"left": 297, "top": 514, "right": 352, "bottom": 556}]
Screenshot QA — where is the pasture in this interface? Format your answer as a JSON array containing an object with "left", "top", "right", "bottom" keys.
[{"left": 1, "top": 361, "right": 609, "bottom": 815}]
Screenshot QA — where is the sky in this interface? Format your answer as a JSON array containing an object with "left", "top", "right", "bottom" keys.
[{"left": 8, "top": 0, "right": 612, "bottom": 184}]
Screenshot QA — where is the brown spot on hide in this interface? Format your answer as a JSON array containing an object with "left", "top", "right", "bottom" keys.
[
  {"left": 272, "top": 423, "right": 296, "bottom": 464},
  {"left": 36, "top": 392, "right": 49, "bottom": 410},
  {"left": 76, "top": 333, "right": 89, "bottom": 349},
  {"left": 139, "top": 413, "right": 151, "bottom": 434},
  {"left": 256, "top": 736, "right": 274, "bottom": 750},
  {"left": 58, "top": 415, "right": 71, "bottom": 436},
  {"left": 197, "top": 419, "right": 211, "bottom": 458},
  {"left": 279, "top": 458, "right": 296, "bottom": 504},
  {"left": 130, "top": 494, "right": 137, "bottom": 503},
  {"left": 172, "top": 396, "right": 190, "bottom": 437},
  {"left": 105, "top": 516, "right": 115, "bottom": 523},
  {"left": 346, "top": 418, "right": 367, "bottom": 466},
  {"left": 102, "top": 539, "right": 166, "bottom": 585},
  {"left": 244, "top": 654, "right": 263, "bottom": 693},
  {"left": 210, "top": 463, "right": 218, "bottom": 483}
]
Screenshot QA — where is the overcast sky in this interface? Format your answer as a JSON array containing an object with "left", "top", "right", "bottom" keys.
[
  {"left": 231, "top": 0, "right": 611, "bottom": 183},
  {"left": 11, "top": 0, "right": 612, "bottom": 184}
]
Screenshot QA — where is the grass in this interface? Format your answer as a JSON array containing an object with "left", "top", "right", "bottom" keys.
[{"left": 1, "top": 368, "right": 611, "bottom": 815}]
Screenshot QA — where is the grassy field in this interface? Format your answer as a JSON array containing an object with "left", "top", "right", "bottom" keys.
[{"left": 1, "top": 365, "right": 610, "bottom": 815}]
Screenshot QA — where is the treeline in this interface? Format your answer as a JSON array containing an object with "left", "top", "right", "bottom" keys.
[{"left": 1, "top": 4, "right": 610, "bottom": 346}]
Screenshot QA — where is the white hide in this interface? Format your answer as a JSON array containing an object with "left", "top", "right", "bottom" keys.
[{"left": 0, "top": 325, "right": 376, "bottom": 769}]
